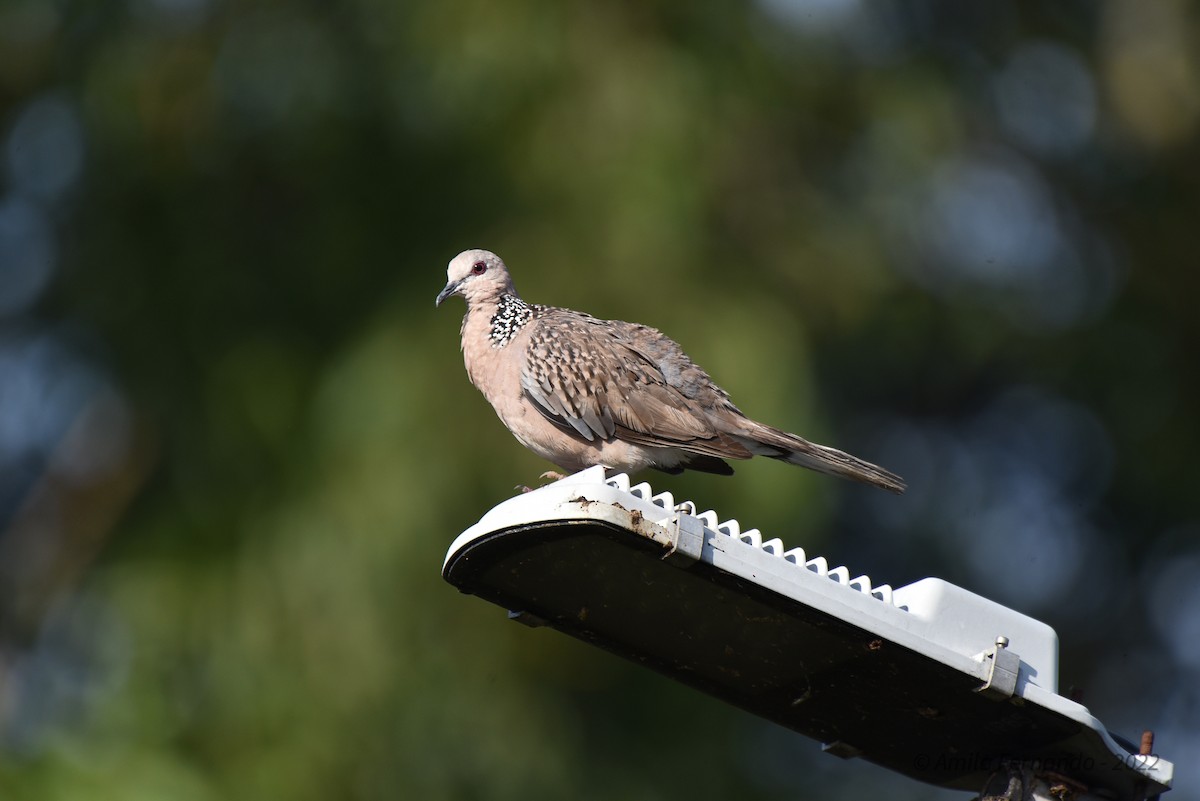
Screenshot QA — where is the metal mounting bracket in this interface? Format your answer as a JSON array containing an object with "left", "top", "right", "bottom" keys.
[
  {"left": 663, "top": 513, "right": 705, "bottom": 565},
  {"left": 977, "top": 635, "right": 1021, "bottom": 700}
]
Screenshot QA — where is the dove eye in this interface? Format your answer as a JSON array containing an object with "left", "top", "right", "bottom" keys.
[{"left": 471, "top": 262, "right": 487, "bottom": 275}]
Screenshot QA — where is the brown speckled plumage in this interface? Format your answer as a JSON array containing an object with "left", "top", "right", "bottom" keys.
[{"left": 436, "top": 249, "right": 905, "bottom": 493}]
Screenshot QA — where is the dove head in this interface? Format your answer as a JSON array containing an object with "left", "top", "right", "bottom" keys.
[{"left": 436, "top": 249, "right": 517, "bottom": 308}]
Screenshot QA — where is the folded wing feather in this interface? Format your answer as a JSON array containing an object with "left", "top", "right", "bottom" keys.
[{"left": 520, "top": 311, "right": 751, "bottom": 459}]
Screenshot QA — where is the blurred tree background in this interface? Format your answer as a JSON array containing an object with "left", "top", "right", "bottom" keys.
[{"left": 1, "top": 0, "right": 1198, "bottom": 799}]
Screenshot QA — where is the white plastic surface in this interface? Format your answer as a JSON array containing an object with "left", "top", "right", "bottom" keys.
[
  {"left": 448, "top": 466, "right": 1058, "bottom": 690},
  {"left": 445, "top": 466, "right": 1173, "bottom": 792}
]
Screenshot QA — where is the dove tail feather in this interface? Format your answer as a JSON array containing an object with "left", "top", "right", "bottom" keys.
[{"left": 739, "top": 422, "right": 906, "bottom": 494}]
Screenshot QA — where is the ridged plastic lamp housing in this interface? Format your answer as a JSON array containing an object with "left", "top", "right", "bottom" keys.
[{"left": 443, "top": 467, "right": 1172, "bottom": 799}]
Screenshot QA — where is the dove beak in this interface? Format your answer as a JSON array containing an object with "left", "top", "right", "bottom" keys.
[{"left": 435, "top": 279, "right": 462, "bottom": 307}]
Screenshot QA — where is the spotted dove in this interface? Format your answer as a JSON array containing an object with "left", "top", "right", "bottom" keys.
[{"left": 435, "top": 249, "right": 905, "bottom": 493}]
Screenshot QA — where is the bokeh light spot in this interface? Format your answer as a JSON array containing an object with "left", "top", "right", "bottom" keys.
[
  {"left": 1148, "top": 553, "right": 1200, "bottom": 671},
  {"left": 994, "top": 42, "right": 1097, "bottom": 157},
  {"left": 5, "top": 94, "right": 84, "bottom": 201},
  {"left": 0, "top": 197, "right": 54, "bottom": 317}
]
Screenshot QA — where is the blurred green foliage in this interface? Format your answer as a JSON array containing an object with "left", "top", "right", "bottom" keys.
[{"left": 1, "top": 1, "right": 1199, "bottom": 800}]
